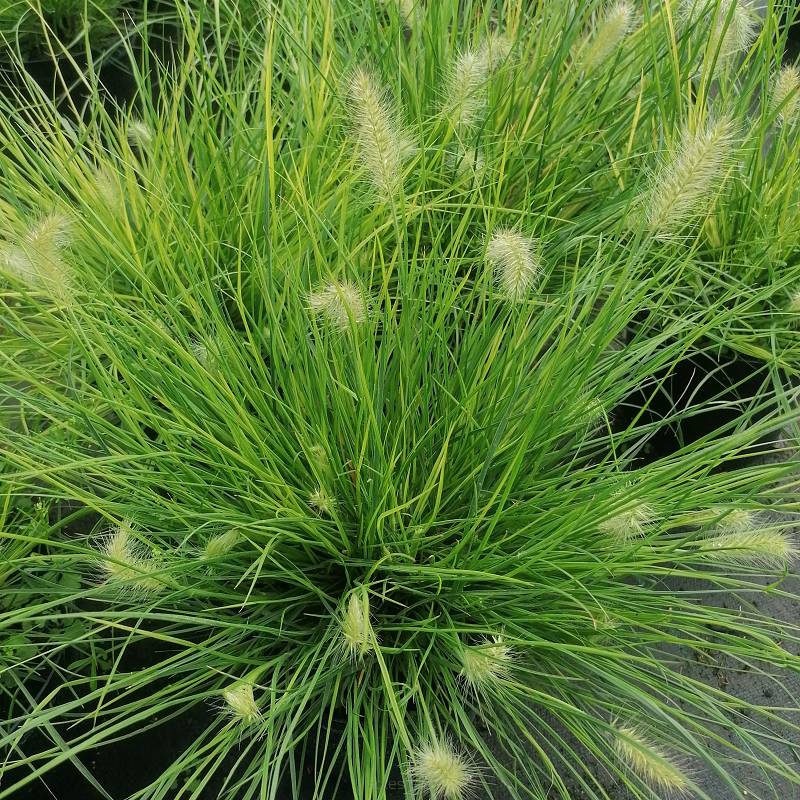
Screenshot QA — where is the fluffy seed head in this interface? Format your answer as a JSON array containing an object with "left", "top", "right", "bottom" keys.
[
  {"left": 614, "top": 724, "right": 690, "bottom": 793},
  {"left": 578, "top": 1, "right": 635, "bottom": 71},
  {"left": 460, "top": 635, "right": 513, "bottom": 690},
  {"left": 1, "top": 212, "right": 73, "bottom": 301},
  {"left": 348, "top": 67, "right": 414, "bottom": 201},
  {"left": 308, "top": 281, "right": 367, "bottom": 329},
  {"left": 309, "top": 487, "right": 336, "bottom": 516},
  {"left": 340, "top": 590, "right": 373, "bottom": 658},
  {"left": 127, "top": 119, "right": 153, "bottom": 148},
  {"left": 307, "top": 444, "right": 331, "bottom": 476},
  {"left": 697, "top": 529, "right": 798, "bottom": 569},
  {"left": 191, "top": 339, "right": 210, "bottom": 366},
  {"left": 412, "top": 739, "right": 475, "bottom": 800},
  {"left": 707, "top": 505, "right": 754, "bottom": 533},
  {"left": 710, "top": 0, "right": 759, "bottom": 69},
  {"left": 94, "top": 165, "right": 124, "bottom": 212},
  {"left": 380, "top": 0, "right": 419, "bottom": 30},
  {"left": 204, "top": 530, "right": 241, "bottom": 559},
  {"left": 576, "top": 394, "right": 606, "bottom": 429},
  {"left": 452, "top": 147, "right": 486, "bottom": 181},
  {"left": 99, "top": 522, "right": 163, "bottom": 591},
  {"left": 485, "top": 229, "right": 540, "bottom": 302},
  {"left": 770, "top": 65, "right": 800, "bottom": 127},
  {"left": 222, "top": 682, "right": 261, "bottom": 724},
  {"left": 599, "top": 495, "right": 653, "bottom": 541},
  {"left": 443, "top": 33, "right": 511, "bottom": 128},
  {"left": 639, "top": 117, "right": 736, "bottom": 239}
]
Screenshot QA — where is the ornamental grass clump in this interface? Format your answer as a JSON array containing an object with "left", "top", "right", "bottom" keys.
[{"left": 1, "top": 2, "right": 800, "bottom": 800}]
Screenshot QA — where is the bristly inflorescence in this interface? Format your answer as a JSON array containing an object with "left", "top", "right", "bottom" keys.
[
  {"left": 599, "top": 492, "right": 653, "bottom": 541},
  {"left": 637, "top": 117, "right": 737, "bottom": 239},
  {"left": 442, "top": 32, "right": 511, "bottom": 129},
  {"left": 680, "top": 0, "right": 760, "bottom": 73},
  {"left": 308, "top": 280, "right": 368, "bottom": 329},
  {"left": 98, "top": 520, "right": 164, "bottom": 592},
  {"left": 696, "top": 527, "right": 798, "bottom": 568},
  {"left": 348, "top": 67, "right": 415, "bottom": 201},
  {"left": 770, "top": 64, "right": 800, "bottom": 127},
  {"left": 0, "top": 211, "right": 73, "bottom": 301},
  {"left": 576, "top": 1, "right": 635, "bottom": 72},
  {"left": 339, "top": 590, "right": 374, "bottom": 659},
  {"left": 485, "top": 229, "right": 541, "bottom": 302},
  {"left": 411, "top": 738, "right": 476, "bottom": 800},
  {"left": 203, "top": 529, "right": 241, "bottom": 560},
  {"left": 221, "top": 681, "right": 262, "bottom": 725},
  {"left": 613, "top": 723, "right": 691, "bottom": 793},
  {"left": 459, "top": 635, "right": 513, "bottom": 692},
  {"left": 708, "top": 0, "right": 760, "bottom": 71}
]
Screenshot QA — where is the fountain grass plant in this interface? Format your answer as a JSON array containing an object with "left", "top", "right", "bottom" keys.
[{"left": 2, "top": 1, "right": 800, "bottom": 799}]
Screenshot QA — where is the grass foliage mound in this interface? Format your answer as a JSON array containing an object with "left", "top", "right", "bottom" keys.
[{"left": 2, "top": 1, "right": 800, "bottom": 799}]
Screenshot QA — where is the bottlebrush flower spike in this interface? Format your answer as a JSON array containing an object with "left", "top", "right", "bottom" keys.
[
  {"left": 709, "top": 0, "right": 759, "bottom": 69},
  {"left": 380, "top": 0, "right": 419, "bottom": 30},
  {"left": 459, "top": 635, "right": 513, "bottom": 691},
  {"left": 99, "top": 521, "right": 164, "bottom": 592},
  {"left": 451, "top": 146, "right": 486, "bottom": 181},
  {"left": 443, "top": 33, "right": 511, "bottom": 128},
  {"left": 339, "top": 589, "right": 374, "bottom": 658},
  {"left": 697, "top": 529, "right": 798, "bottom": 568},
  {"left": 696, "top": 505, "right": 754, "bottom": 532},
  {"left": 348, "top": 67, "right": 414, "bottom": 201},
  {"left": 309, "top": 487, "right": 336, "bottom": 516},
  {"left": 1, "top": 211, "right": 73, "bottom": 301},
  {"left": 577, "top": 1, "right": 635, "bottom": 71},
  {"left": 639, "top": 117, "right": 736, "bottom": 239},
  {"left": 222, "top": 681, "right": 261, "bottom": 724},
  {"left": 614, "top": 723, "right": 690, "bottom": 793},
  {"left": 412, "top": 738, "right": 475, "bottom": 800},
  {"left": 94, "top": 165, "right": 124, "bottom": 212},
  {"left": 307, "top": 444, "right": 333, "bottom": 482},
  {"left": 770, "top": 64, "right": 800, "bottom": 127},
  {"left": 486, "top": 229, "right": 541, "bottom": 302},
  {"left": 127, "top": 119, "right": 154, "bottom": 148},
  {"left": 599, "top": 493, "right": 653, "bottom": 541},
  {"left": 203, "top": 529, "right": 241, "bottom": 559},
  {"left": 308, "top": 280, "right": 368, "bottom": 329}
]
